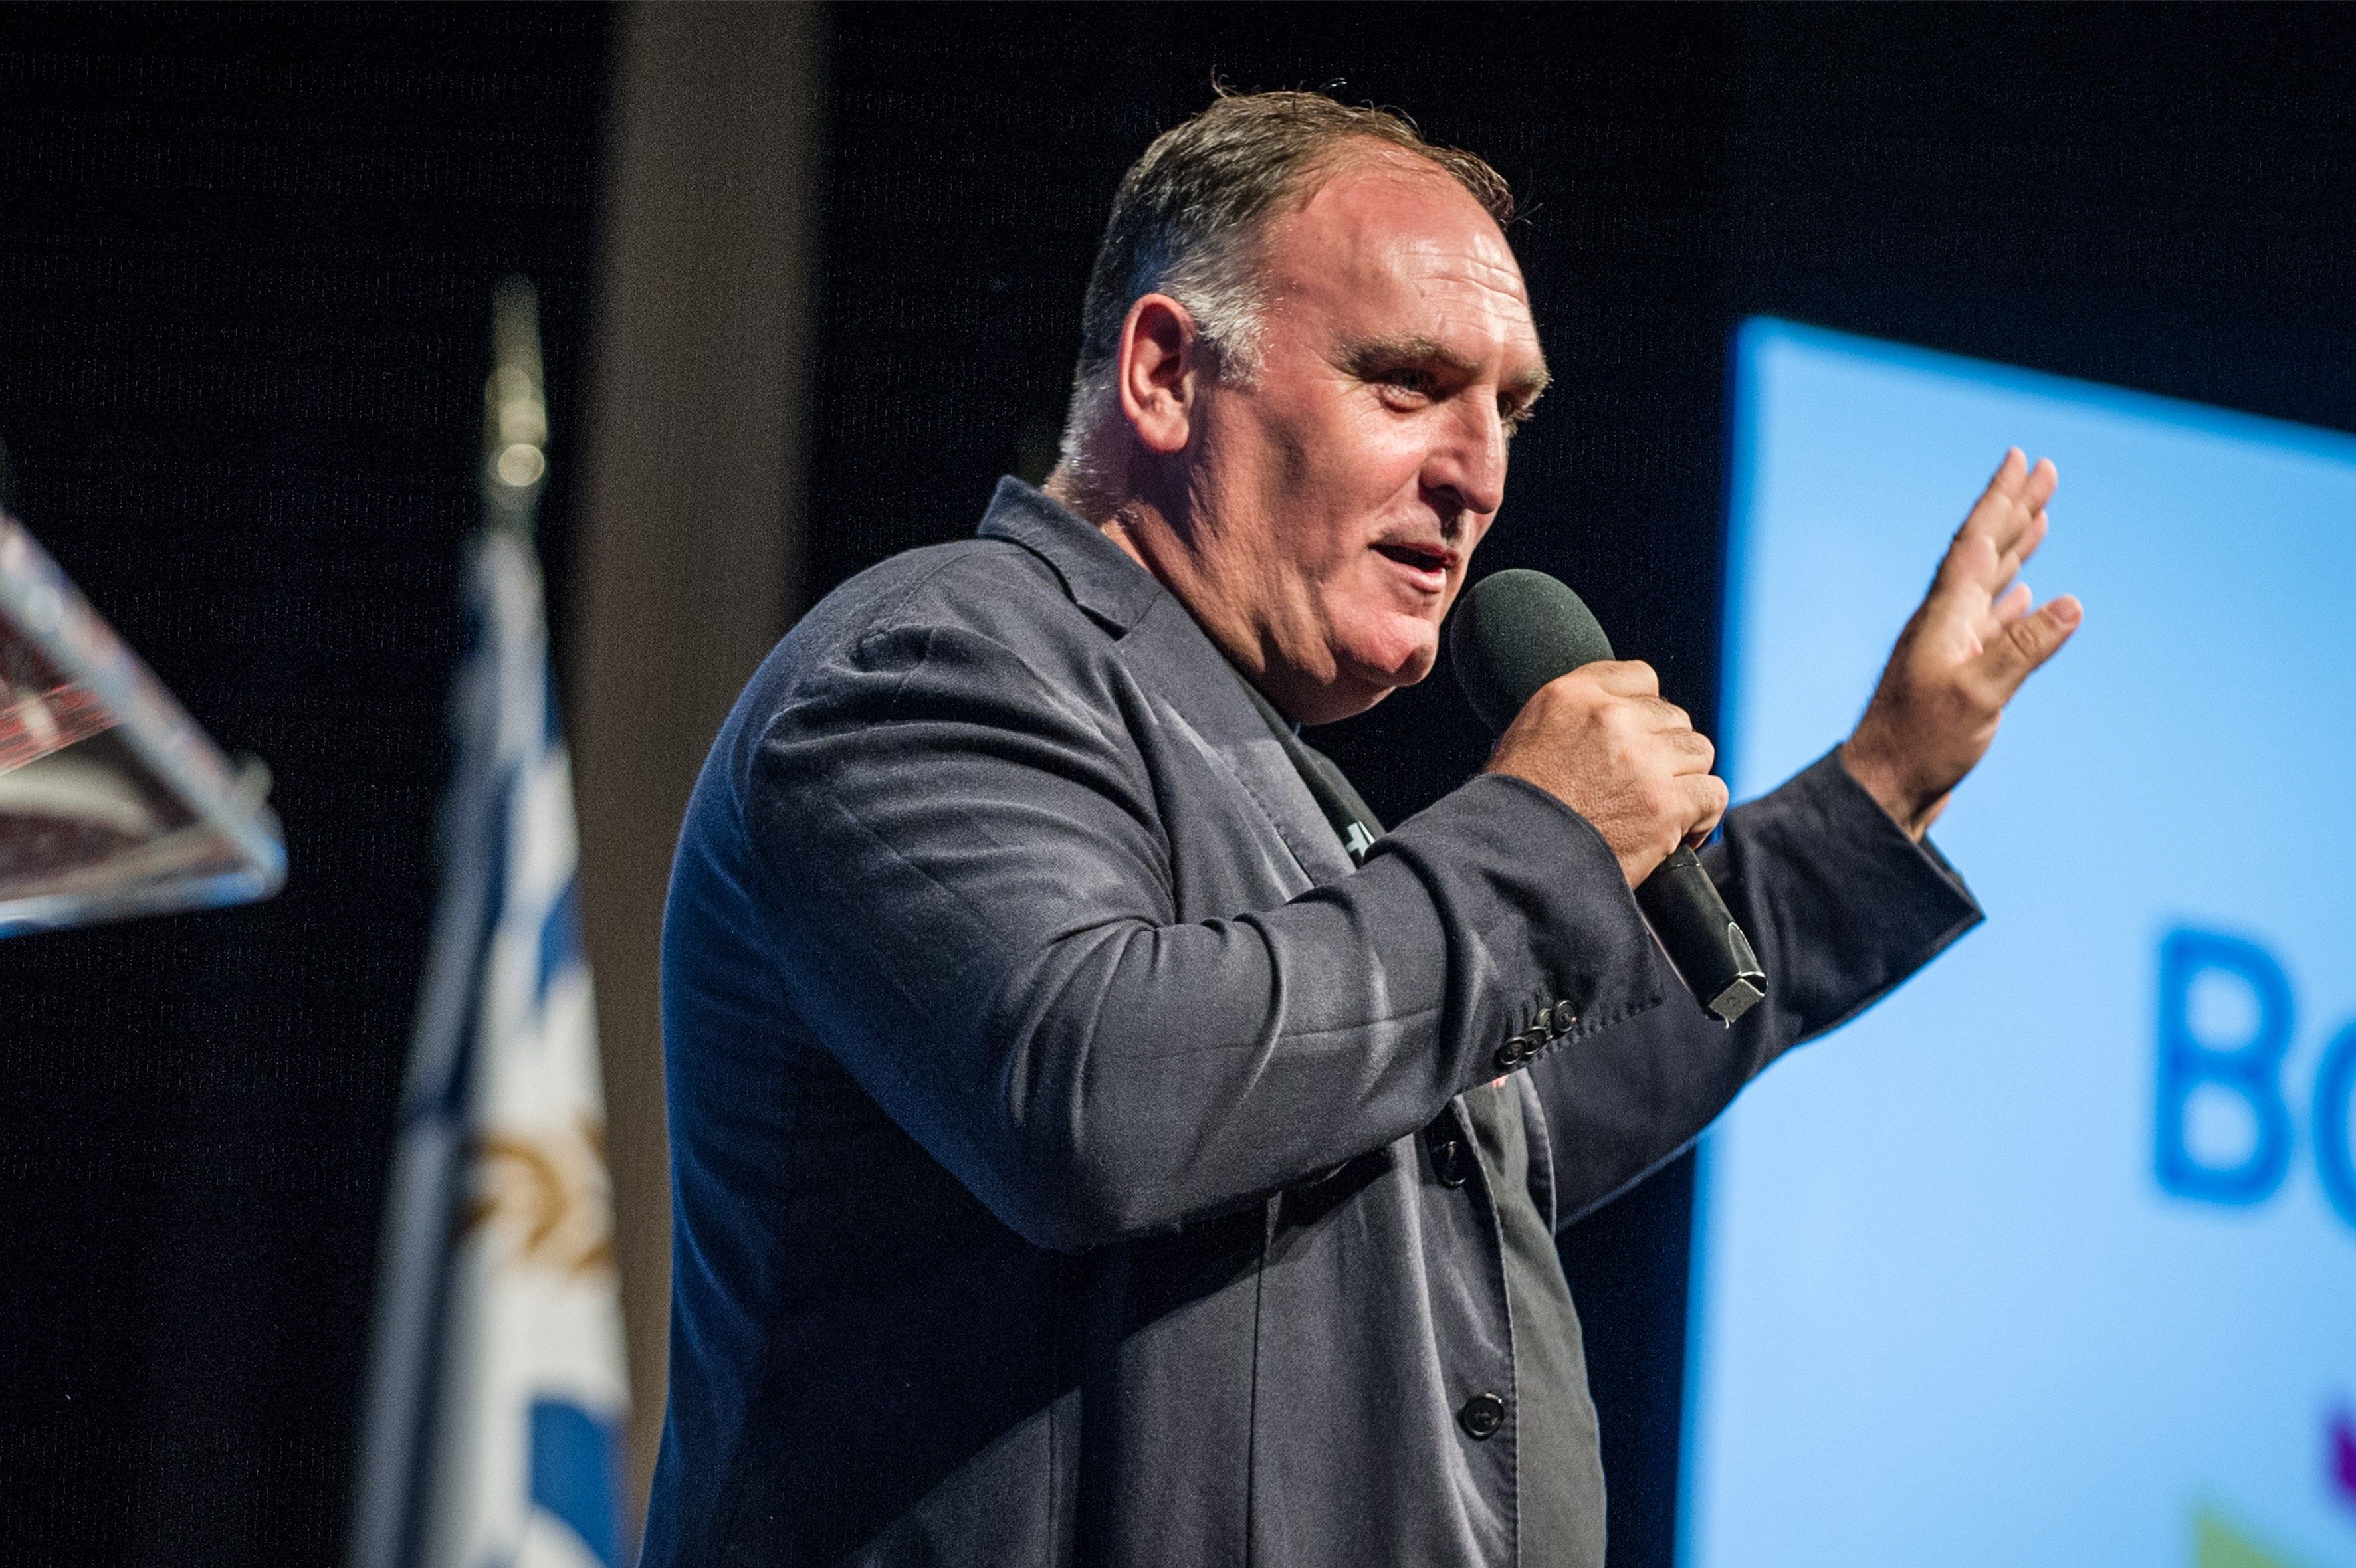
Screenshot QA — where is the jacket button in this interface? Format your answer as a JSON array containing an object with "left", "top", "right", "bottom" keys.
[
  {"left": 1549, "top": 1001, "right": 1577, "bottom": 1035},
  {"left": 1493, "top": 1039, "right": 1522, "bottom": 1072},
  {"left": 1430, "top": 1136, "right": 1470, "bottom": 1188},
  {"left": 1458, "top": 1392, "right": 1506, "bottom": 1440}
]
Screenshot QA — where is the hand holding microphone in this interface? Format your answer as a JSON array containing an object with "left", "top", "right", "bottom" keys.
[
  {"left": 1452, "top": 569, "right": 1765, "bottom": 1025},
  {"left": 1485, "top": 658, "right": 1726, "bottom": 888}
]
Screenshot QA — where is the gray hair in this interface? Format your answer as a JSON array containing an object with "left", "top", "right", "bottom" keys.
[{"left": 1055, "top": 89, "right": 1516, "bottom": 498}]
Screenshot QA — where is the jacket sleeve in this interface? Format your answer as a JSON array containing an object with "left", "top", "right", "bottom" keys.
[
  {"left": 1528, "top": 747, "right": 1984, "bottom": 1231},
  {"left": 742, "top": 613, "right": 1667, "bottom": 1252}
]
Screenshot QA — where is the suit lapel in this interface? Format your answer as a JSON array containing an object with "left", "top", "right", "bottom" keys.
[
  {"left": 973, "top": 479, "right": 1357, "bottom": 890},
  {"left": 1119, "top": 594, "right": 1360, "bottom": 890}
]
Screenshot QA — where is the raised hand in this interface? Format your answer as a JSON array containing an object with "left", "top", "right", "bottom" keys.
[{"left": 1842, "top": 447, "right": 2083, "bottom": 840}]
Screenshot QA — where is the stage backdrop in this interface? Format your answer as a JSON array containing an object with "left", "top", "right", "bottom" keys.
[{"left": 1685, "top": 320, "right": 2356, "bottom": 1568}]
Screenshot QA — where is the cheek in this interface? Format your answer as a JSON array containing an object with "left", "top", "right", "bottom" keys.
[
  {"left": 1297, "top": 446, "right": 1434, "bottom": 594},
  {"left": 1333, "top": 410, "right": 1432, "bottom": 501},
  {"left": 1285, "top": 397, "right": 1419, "bottom": 501}
]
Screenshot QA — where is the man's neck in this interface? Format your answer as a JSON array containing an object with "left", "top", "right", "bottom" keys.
[{"left": 1043, "top": 464, "right": 1379, "bottom": 729}]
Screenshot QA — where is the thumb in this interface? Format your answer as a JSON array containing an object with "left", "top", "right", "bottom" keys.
[{"left": 1975, "top": 594, "right": 2082, "bottom": 699}]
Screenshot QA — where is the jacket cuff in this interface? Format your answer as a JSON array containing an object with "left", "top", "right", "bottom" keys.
[
  {"left": 1721, "top": 747, "right": 1984, "bottom": 1042},
  {"left": 1381, "top": 771, "right": 1667, "bottom": 1093}
]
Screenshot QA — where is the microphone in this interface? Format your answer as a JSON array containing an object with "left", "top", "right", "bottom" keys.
[{"left": 1449, "top": 569, "right": 1767, "bottom": 1027}]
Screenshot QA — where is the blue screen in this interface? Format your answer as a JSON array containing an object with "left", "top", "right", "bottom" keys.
[{"left": 1683, "top": 320, "right": 2356, "bottom": 1568}]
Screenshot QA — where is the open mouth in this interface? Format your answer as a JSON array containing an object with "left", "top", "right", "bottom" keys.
[{"left": 1373, "top": 541, "right": 1457, "bottom": 591}]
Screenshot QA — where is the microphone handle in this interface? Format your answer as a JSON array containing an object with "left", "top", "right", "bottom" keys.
[{"left": 1632, "top": 845, "right": 1768, "bottom": 1026}]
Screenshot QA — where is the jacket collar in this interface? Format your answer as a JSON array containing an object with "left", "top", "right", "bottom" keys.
[
  {"left": 976, "top": 477, "right": 1357, "bottom": 886},
  {"left": 975, "top": 476, "right": 1164, "bottom": 637}
]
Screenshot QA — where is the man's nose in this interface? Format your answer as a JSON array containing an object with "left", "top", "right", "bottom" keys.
[{"left": 1422, "top": 397, "right": 1509, "bottom": 522}]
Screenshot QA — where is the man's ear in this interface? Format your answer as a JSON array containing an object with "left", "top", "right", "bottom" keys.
[{"left": 1116, "top": 294, "right": 1200, "bottom": 456}]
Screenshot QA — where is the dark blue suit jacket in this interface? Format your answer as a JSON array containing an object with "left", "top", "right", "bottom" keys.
[{"left": 641, "top": 480, "right": 1980, "bottom": 1567}]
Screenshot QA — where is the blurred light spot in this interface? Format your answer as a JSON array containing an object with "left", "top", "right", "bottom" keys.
[{"left": 498, "top": 444, "right": 547, "bottom": 488}]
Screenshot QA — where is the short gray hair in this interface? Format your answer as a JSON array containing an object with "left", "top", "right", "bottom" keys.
[{"left": 1056, "top": 90, "right": 1515, "bottom": 492}]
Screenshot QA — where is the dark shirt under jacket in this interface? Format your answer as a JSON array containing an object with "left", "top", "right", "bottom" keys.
[
  {"left": 642, "top": 479, "right": 1981, "bottom": 1568},
  {"left": 1240, "top": 683, "right": 1600, "bottom": 1563}
]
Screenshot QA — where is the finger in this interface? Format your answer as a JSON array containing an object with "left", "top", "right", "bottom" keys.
[
  {"left": 1969, "top": 593, "right": 2083, "bottom": 701},
  {"left": 1681, "top": 773, "right": 1730, "bottom": 841},
  {"left": 1934, "top": 527, "right": 2007, "bottom": 601},
  {"left": 1957, "top": 449, "right": 2045, "bottom": 559},
  {"left": 1579, "top": 660, "right": 1660, "bottom": 698},
  {"left": 1982, "top": 471, "right": 2048, "bottom": 560},
  {"left": 2021, "top": 456, "right": 2058, "bottom": 512},
  {"left": 1945, "top": 502, "right": 2033, "bottom": 602},
  {"left": 1973, "top": 582, "right": 2032, "bottom": 647},
  {"left": 1998, "top": 504, "right": 2048, "bottom": 569},
  {"left": 1982, "top": 446, "right": 2028, "bottom": 502},
  {"left": 1946, "top": 498, "right": 2050, "bottom": 607},
  {"left": 1660, "top": 726, "right": 1716, "bottom": 771},
  {"left": 1988, "top": 534, "right": 2045, "bottom": 612},
  {"left": 2017, "top": 506, "right": 2050, "bottom": 567},
  {"left": 1632, "top": 696, "right": 1693, "bottom": 732},
  {"left": 1953, "top": 468, "right": 2018, "bottom": 553}
]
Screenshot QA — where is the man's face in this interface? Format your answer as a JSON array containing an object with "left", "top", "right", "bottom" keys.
[{"left": 1182, "top": 152, "right": 1548, "bottom": 724}]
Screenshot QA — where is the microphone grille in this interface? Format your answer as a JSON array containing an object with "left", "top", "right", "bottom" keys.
[{"left": 1448, "top": 568, "right": 1615, "bottom": 736}]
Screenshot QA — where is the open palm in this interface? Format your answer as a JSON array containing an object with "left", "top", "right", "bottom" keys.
[{"left": 1842, "top": 447, "right": 2084, "bottom": 838}]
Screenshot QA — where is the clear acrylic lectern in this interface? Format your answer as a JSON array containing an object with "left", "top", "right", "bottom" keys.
[{"left": 0, "top": 513, "right": 284, "bottom": 935}]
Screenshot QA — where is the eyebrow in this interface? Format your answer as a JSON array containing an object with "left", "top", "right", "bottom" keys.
[{"left": 1337, "top": 334, "right": 1553, "bottom": 404}]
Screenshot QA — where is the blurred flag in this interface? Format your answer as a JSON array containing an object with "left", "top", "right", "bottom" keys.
[{"left": 352, "top": 280, "right": 629, "bottom": 1568}]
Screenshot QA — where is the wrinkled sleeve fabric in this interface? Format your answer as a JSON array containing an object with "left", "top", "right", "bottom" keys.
[
  {"left": 1529, "top": 747, "right": 1984, "bottom": 1230},
  {"left": 739, "top": 604, "right": 1667, "bottom": 1254}
]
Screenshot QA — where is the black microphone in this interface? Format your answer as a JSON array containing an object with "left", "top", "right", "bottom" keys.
[{"left": 1449, "top": 569, "right": 1768, "bottom": 1027}]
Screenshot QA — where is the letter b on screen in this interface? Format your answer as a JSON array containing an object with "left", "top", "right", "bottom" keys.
[{"left": 2155, "top": 928, "right": 2294, "bottom": 1205}]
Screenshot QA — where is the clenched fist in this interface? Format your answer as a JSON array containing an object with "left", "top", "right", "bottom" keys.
[
  {"left": 1484, "top": 659, "right": 1728, "bottom": 888},
  {"left": 1843, "top": 447, "right": 2084, "bottom": 840}
]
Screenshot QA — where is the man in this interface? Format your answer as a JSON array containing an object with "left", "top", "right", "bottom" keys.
[{"left": 643, "top": 91, "right": 2078, "bottom": 1567}]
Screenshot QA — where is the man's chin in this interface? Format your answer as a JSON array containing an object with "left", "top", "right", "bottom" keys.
[
  {"left": 1366, "top": 619, "right": 1442, "bottom": 685},
  {"left": 1281, "top": 615, "right": 1439, "bottom": 723},
  {"left": 1342, "top": 640, "right": 1438, "bottom": 700},
  {"left": 1287, "top": 653, "right": 1430, "bottom": 726}
]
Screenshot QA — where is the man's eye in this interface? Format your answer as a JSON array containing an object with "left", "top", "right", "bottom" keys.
[{"left": 1379, "top": 369, "right": 1434, "bottom": 398}]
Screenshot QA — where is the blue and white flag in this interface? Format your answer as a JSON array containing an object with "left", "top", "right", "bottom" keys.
[{"left": 350, "top": 518, "right": 630, "bottom": 1568}]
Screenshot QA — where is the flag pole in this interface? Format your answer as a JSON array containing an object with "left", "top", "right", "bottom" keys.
[
  {"left": 483, "top": 280, "right": 549, "bottom": 540},
  {"left": 352, "top": 277, "right": 628, "bottom": 1568}
]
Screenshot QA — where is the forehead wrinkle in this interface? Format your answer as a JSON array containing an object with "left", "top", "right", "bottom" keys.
[
  {"left": 1279, "top": 161, "right": 1514, "bottom": 280},
  {"left": 1265, "top": 159, "right": 1549, "bottom": 397}
]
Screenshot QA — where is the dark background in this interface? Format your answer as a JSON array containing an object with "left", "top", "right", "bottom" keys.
[{"left": 5, "top": 5, "right": 2354, "bottom": 1565}]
